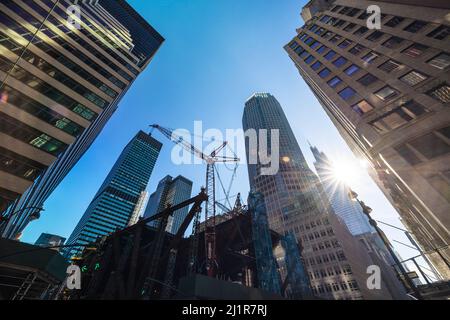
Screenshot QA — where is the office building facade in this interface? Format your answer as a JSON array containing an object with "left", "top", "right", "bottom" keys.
[
  {"left": 0, "top": 0, "right": 164, "bottom": 238},
  {"left": 144, "top": 175, "right": 193, "bottom": 235},
  {"left": 285, "top": 0, "right": 450, "bottom": 279},
  {"left": 64, "top": 131, "right": 162, "bottom": 258},
  {"left": 243, "top": 92, "right": 396, "bottom": 299}
]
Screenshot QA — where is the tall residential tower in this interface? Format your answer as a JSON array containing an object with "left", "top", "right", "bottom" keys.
[{"left": 284, "top": 0, "right": 450, "bottom": 278}]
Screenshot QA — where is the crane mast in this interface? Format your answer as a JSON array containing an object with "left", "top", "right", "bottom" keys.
[{"left": 149, "top": 124, "right": 238, "bottom": 277}]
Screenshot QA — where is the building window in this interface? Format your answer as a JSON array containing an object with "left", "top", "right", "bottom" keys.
[
  {"left": 333, "top": 19, "right": 346, "bottom": 28},
  {"left": 304, "top": 37, "right": 315, "bottom": 45},
  {"left": 298, "top": 33, "right": 307, "bottom": 41},
  {"left": 318, "top": 68, "right": 331, "bottom": 78},
  {"left": 305, "top": 55, "right": 315, "bottom": 64},
  {"left": 375, "top": 86, "right": 399, "bottom": 101},
  {"left": 310, "top": 41, "right": 321, "bottom": 50},
  {"left": 385, "top": 16, "right": 404, "bottom": 28},
  {"left": 300, "top": 50, "right": 309, "bottom": 59},
  {"left": 326, "top": 17, "right": 338, "bottom": 26},
  {"left": 330, "top": 35, "right": 342, "bottom": 43},
  {"left": 427, "top": 25, "right": 450, "bottom": 40},
  {"left": 327, "top": 76, "right": 342, "bottom": 88},
  {"left": 404, "top": 20, "right": 428, "bottom": 33},
  {"left": 339, "top": 6, "right": 351, "bottom": 14},
  {"left": 289, "top": 41, "right": 299, "bottom": 49},
  {"left": 396, "top": 127, "right": 450, "bottom": 165},
  {"left": 367, "top": 31, "right": 384, "bottom": 42},
  {"left": 358, "top": 73, "right": 378, "bottom": 86},
  {"left": 337, "top": 251, "right": 347, "bottom": 261},
  {"left": 343, "top": 23, "right": 357, "bottom": 32},
  {"left": 311, "top": 61, "right": 322, "bottom": 70},
  {"left": 344, "top": 64, "right": 360, "bottom": 76},
  {"left": 339, "top": 87, "right": 357, "bottom": 100},
  {"left": 348, "top": 280, "right": 359, "bottom": 291},
  {"left": 338, "top": 39, "right": 352, "bottom": 48},
  {"left": 315, "top": 27, "right": 326, "bottom": 36},
  {"left": 322, "top": 31, "right": 334, "bottom": 39},
  {"left": 412, "top": 129, "right": 450, "bottom": 159},
  {"left": 349, "top": 44, "right": 366, "bottom": 55},
  {"left": 345, "top": 8, "right": 361, "bottom": 17},
  {"left": 331, "top": 5, "right": 342, "bottom": 12},
  {"left": 317, "top": 45, "right": 328, "bottom": 54},
  {"left": 378, "top": 60, "right": 403, "bottom": 73},
  {"left": 402, "top": 43, "right": 429, "bottom": 58},
  {"left": 361, "top": 51, "right": 379, "bottom": 64},
  {"left": 308, "top": 24, "right": 318, "bottom": 32},
  {"left": 324, "top": 50, "right": 337, "bottom": 60},
  {"left": 400, "top": 71, "right": 428, "bottom": 86},
  {"left": 358, "top": 11, "right": 370, "bottom": 20},
  {"left": 426, "top": 83, "right": 450, "bottom": 103},
  {"left": 369, "top": 100, "right": 428, "bottom": 133},
  {"left": 427, "top": 172, "right": 450, "bottom": 203},
  {"left": 351, "top": 100, "right": 374, "bottom": 115},
  {"left": 333, "top": 57, "right": 348, "bottom": 68},
  {"left": 395, "top": 144, "right": 422, "bottom": 165},
  {"left": 382, "top": 36, "right": 404, "bottom": 49},
  {"left": 294, "top": 46, "right": 305, "bottom": 55},
  {"left": 354, "top": 26, "right": 369, "bottom": 36},
  {"left": 427, "top": 53, "right": 450, "bottom": 70},
  {"left": 320, "top": 15, "right": 331, "bottom": 23}
]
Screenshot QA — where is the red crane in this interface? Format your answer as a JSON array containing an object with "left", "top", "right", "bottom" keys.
[{"left": 149, "top": 124, "right": 239, "bottom": 277}]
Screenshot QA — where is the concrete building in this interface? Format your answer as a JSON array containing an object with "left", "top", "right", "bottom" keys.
[
  {"left": 242, "top": 92, "right": 397, "bottom": 299},
  {"left": 64, "top": 131, "right": 162, "bottom": 258},
  {"left": 0, "top": 0, "right": 164, "bottom": 239},
  {"left": 285, "top": 0, "right": 450, "bottom": 279},
  {"left": 144, "top": 175, "right": 193, "bottom": 235}
]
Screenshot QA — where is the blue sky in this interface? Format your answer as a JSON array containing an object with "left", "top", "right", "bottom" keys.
[{"left": 22, "top": 0, "right": 419, "bottom": 262}]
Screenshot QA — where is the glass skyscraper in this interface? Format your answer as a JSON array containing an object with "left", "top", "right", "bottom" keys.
[
  {"left": 34, "top": 232, "right": 66, "bottom": 248},
  {"left": 310, "top": 145, "right": 374, "bottom": 236},
  {"left": 144, "top": 175, "right": 193, "bottom": 235},
  {"left": 64, "top": 131, "right": 162, "bottom": 258},
  {"left": 0, "top": 0, "right": 164, "bottom": 239},
  {"left": 242, "top": 93, "right": 397, "bottom": 300}
]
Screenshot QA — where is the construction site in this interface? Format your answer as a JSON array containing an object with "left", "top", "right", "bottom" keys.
[{"left": 53, "top": 189, "right": 311, "bottom": 300}]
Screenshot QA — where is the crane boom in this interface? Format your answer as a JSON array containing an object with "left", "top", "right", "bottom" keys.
[{"left": 149, "top": 124, "right": 239, "bottom": 277}]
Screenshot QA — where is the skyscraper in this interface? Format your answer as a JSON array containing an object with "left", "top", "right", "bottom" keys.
[
  {"left": 284, "top": 0, "right": 450, "bottom": 279},
  {"left": 310, "top": 145, "right": 374, "bottom": 236},
  {"left": 144, "top": 175, "right": 193, "bottom": 235},
  {"left": 310, "top": 145, "right": 407, "bottom": 298},
  {"left": 34, "top": 232, "right": 66, "bottom": 249},
  {"left": 64, "top": 131, "right": 162, "bottom": 258},
  {"left": 0, "top": 0, "right": 164, "bottom": 238},
  {"left": 243, "top": 92, "right": 396, "bottom": 300}
]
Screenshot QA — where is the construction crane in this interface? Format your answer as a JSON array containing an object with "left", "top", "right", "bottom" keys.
[{"left": 149, "top": 124, "right": 239, "bottom": 277}]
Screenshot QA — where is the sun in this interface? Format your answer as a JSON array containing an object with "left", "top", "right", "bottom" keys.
[{"left": 330, "top": 160, "right": 356, "bottom": 186}]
